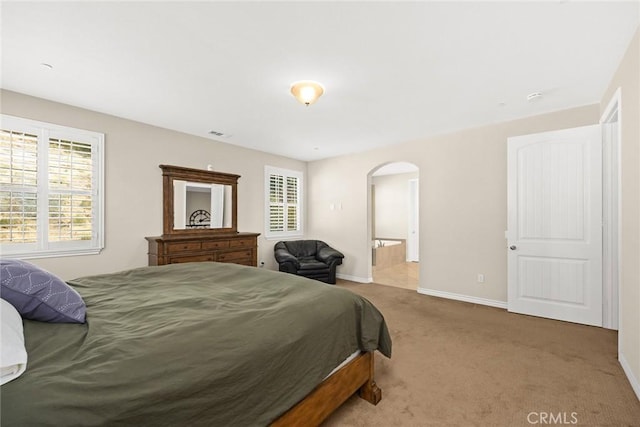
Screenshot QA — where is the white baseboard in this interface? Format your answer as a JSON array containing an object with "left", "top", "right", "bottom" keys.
[
  {"left": 619, "top": 353, "right": 640, "bottom": 401},
  {"left": 336, "top": 273, "right": 372, "bottom": 283},
  {"left": 417, "top": 287, "right": 507, "bottom": 309}
]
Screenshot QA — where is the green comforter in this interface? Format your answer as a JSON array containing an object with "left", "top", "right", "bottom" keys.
[{"left": 1, "top": 262, "right": 391, "bottom": 426}]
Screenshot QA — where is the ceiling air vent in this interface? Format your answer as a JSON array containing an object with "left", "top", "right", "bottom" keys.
[
  {"left": 208, "top": 130, "right": 227, "bottom": 137},
  {"left": 526, "top": 92, "right": 543, "bottom": 102}
]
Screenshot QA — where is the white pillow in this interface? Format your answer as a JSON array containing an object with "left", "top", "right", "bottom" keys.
[{"left": 1, "top": 298, "right": 28, "bottom": 385}]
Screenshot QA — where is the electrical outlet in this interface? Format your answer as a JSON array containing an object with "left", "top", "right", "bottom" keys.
[{"left": 477, "top": 274, "right": 485, "bottom": 283}]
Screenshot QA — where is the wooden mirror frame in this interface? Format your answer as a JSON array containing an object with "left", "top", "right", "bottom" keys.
[{"left": 160, "top": 165, "right": 238, "bottom": 236}]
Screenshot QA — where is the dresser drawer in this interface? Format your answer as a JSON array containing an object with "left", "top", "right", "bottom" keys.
[
  {"left": 166, "top": 242, "right": 202, "bottom": 253},
  {"left": 147, "top": 233, "right": 259, "bottom": 267},
  {"left": 169, "top": 254, "right": 214, "bottom": 263},
  {"left": 202, "top": 240, "right": 230, "bottom": 250},
  {"left": 216, "top": 250, "right": 252, "bottom": 263},
  {"left": 229, "top": 238, "right": 254, "bottom": 248}
]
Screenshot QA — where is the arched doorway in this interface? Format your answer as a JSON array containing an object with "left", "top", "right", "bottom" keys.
[{"left": 368, "top": 162, "right": 419, "bottom": 290}]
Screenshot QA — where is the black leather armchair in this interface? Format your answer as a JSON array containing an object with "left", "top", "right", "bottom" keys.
[{"left": 274, "top": 240, "right": 345, "bottom": 284}]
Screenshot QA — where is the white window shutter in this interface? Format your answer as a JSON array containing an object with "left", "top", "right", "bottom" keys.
[
  {"left": 0, "top": 115, "right": 104, "bottom": 258},
  {"left": 265, "top": 166, "right": 303, "bottom": 239}
]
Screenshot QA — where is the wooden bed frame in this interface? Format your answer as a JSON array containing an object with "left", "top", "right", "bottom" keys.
[{"left": 272, "top": 351, "right": 381, "bottom": 426}]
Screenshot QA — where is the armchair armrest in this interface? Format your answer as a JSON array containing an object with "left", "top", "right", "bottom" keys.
[
  {"left": 317, "top": 246, "right": 344, "bottom": 264},
  {"left": 274, "top": 248, "right": 300, "bottom": 269}
]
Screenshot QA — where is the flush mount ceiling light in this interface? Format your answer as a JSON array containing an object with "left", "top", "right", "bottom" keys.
[{"left": 290, "top": 80, "right": 325, "bottom": 106}]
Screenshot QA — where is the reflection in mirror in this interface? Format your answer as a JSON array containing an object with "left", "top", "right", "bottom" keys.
[{"left": 173, "top": 180, "right": 233, "bottom": 229}]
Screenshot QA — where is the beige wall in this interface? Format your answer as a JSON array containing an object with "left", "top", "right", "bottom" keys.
[
  {"left": 372, "top": 172, "right": 418, "bottom": 240},
  {"left": 0, "top": 90, "right": 306, "bottom": 279},
  {"left": 600, "top": 29, "right": 640, "bottom": 397},
  {"left": 308, "top": 104, "right": 599, "bottom": 294},
  {"left": 2, "top": 31, "right": 637, "bottom": 396}
]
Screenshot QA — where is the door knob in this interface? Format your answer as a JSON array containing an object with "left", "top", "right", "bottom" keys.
[{"left": 509, "top": 245, "right": 517, "bottom": 250}]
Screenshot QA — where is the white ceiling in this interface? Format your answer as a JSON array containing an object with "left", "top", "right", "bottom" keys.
[{"left": 1, "top": 1, "right": 638, "bottom": 162}]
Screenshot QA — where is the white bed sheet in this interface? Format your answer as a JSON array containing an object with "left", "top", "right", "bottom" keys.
[{"left": 325, "top": 350, "right": 361, "bottom": 379}]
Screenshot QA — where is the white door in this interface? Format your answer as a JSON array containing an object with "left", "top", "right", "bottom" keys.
[
  {"left": 507, "top": 125, "right": 602, "bottom": 326},
  {"left": 407, "top": 179, "right": 419, "bottom": 262}
]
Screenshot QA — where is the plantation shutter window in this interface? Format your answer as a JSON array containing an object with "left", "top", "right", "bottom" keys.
[
  {"left": 0, "top": 129, "right": 38, "bottom": 244},
  {"left": 286, "top": 176, "right": 299, "bottom": 231},
  {"left": 265, "top": 166, "right": 303, "bottom": 238},
  {"left": 269, "top": 174, "right": 284, "bottom": 232},
  {"left": 0, "top": 115, "right": 104, "bottom": 258}
]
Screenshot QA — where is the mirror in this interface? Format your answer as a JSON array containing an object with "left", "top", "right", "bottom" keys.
[
  {"left": 160, "top": 165, "right": 239, "bottom": 236},
  {"left": 173, "top": 180, "right": 233, "bottom": 229}
]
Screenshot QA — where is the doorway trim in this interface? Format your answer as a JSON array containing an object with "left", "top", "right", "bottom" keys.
[
  {"left": 600, "top": 87, "right": 622, "bottom": 331},
  {"left": 407, "top": 178, "right": 419, "bottom": 262}
]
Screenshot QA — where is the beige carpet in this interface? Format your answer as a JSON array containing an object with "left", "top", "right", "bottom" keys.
[{"left": 323, "top": 281, "right": 640, "bottom": 426}]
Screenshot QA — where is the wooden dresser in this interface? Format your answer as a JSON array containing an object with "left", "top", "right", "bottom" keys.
[
  {"left": 146, "top": 232, "right": 259, "bottom": 267},
  {"left": 147, "top": 165, "right": 260, "bottom": 268}
]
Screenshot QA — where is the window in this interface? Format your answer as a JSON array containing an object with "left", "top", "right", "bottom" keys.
[
  {"left": 0, "top": 115, "right": 104, "bottom": 258},
  {"left": 265, "top": 166, "right": 303, "bottom": 239}
]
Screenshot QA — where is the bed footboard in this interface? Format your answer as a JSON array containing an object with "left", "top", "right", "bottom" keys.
[{"left": 271, "top": 351, "right": 380, "bottom": 426}]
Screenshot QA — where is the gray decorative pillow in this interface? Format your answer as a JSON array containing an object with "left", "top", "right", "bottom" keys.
[{"left": 0, "top": 258, "right": 86, "bottom": 323}]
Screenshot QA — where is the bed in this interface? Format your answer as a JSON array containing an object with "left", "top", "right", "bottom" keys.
[{"left": 0, "top": 261, "right": 392, "bottom": 426}]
